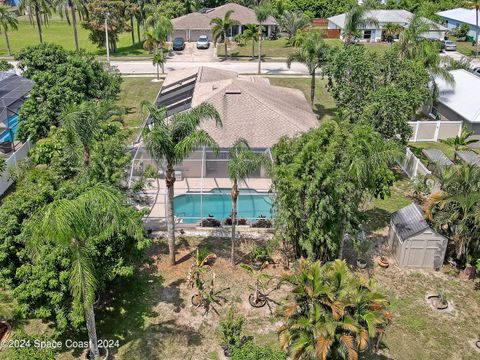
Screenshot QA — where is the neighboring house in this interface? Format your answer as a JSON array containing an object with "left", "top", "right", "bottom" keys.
[
  {"left": 429, "top": 69, "right": 480, "bottom": 134},
  {"left": 170, "top": 3, "right": 277, "bottom": 42},
  {"left": 0, "top": 71, "right": 33, "bottom": 196},
  {"left": 437, "top": 8, "right": 480, "bottom": 40},
  {"left": 389, "top": 203, "right": 448, "bottom": 269},
  {"left": 327, "top": 9, "right": 447, "bottom": 42}
]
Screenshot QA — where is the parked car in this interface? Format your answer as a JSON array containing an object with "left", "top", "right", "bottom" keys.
[
  {"left": 196, "top": 35, "right": 210, "bottom": 49},
  {"left": 172, "top": 37, "right": 185, "bottom": 51},
  {"left": 442, "top": 40, "right": 457, "bottom": 51},
  {"left": 472, "top": 67, "right": 480, "bottom": 77}
]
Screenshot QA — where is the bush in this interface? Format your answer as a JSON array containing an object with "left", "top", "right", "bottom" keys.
[
  {"left": 224, "top": 217, "right": 248, "bottom": 226},
  {"left": 249, "top": 245, "right": 271, "bottom": 263},
  {"left": 1, "top": 332, "right": 56, "bottom": 360},
  {"left": 218, "top": 307, "right": 245, "bottom": 349},
  {"left": 251, "top": 216, "right": 272, "bottom": 228},
  {"left": 231, "top": 342, "right": 286, "bottom": 360},
  {"left": 0, "top": 59, "right": 13, "bottom": 71},
  {"left": 201, "top": 216, "right": 221, "bottom": 227}
]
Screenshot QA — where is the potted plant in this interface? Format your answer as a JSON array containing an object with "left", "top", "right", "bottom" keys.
[
  {"left": 353, "top": 237, "right": 371, "bottom": 269},
  {"left": 251, "top": 215, "right": 272, "bottom": 228},
  {"left": 378, "top": 256, "right": 389, "bottom": 268},
  {"left": 200, "top": 215, "right": 221, "bottom": 227},
  {"left": 427, "top": 290, "right": 449, "bottom": 310},
  {"left": 249, "top": 245, "right": 271, "bottom": 270}
]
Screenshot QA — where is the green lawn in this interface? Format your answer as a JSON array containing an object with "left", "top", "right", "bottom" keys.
[
  {"left": 409, "top": 141, "right": 456, "bottom": 161},
  {"left": 0, "top": 15, "right": 149, "bottom": 58},
  {"left": 267, "top": 77, "right": 336, "bottom": 122},
  {"left": 118, "top": 77, "right": 162, "bottom": 141},
  {"left": 451, "top": 36, "right": 479, "bottom": 57}
]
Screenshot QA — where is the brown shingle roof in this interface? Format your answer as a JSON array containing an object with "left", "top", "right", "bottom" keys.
[
  {"left": 162, "top": 67, "right": 318, "bottom": 148},
  {"left": 171, "top": 3, "right": 277, "bottom": 30}
]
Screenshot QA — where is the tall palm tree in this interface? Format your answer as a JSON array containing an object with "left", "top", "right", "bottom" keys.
[
  {"left": 467, "top": 0, "right": 480, "bottom": 57},
  {"left": 279, "top": 259, "right": 392, "bottom": 359},
  {"left": 287, "top": 30, "right": 329, "bottom": 107},
  {"left": 143, "top": 102, "right": 222, "bottom": 265},
  {"left": 55, "top": 0, "right": 88, "bottom": 51},
  {"left": 143, "top": 16, "right": 172, "bottom": 75},
  {"left": 19, "top": 0, "right": 53, "bottom": 44},
  {"left": 126, "top": 0, "right": 141, "bottom": 46},
  {"left": 28, "top": 184, "right": 144, "bottom": 359},
  {"left": 62, "top": 101, "right": 124, "bottom": 167},
  {"left": 240, "top": 23, "right": 258, "bottom": 59},
  {"left": 343, "top": 4, "right": 378, "bottom": 44},
  {"left": 210, "top": 9, "right": 240, "bottom": 59},
  {"left": 255, "top": 4, "right": 271, "bottom": 74},
  {"left": 382, "top": 22, "right": 403, "bottom": 43},
  {"left": 227, "top": 139, "right": 265, "bottom": 264},
  {"left": 0, "top": 6, "right": 18, "bottom": 56}
]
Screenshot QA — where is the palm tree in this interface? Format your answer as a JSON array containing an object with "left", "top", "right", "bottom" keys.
[
  {"left": 62, "top": 101, "right": 124, "bottom": 167},
  {"left": 255, "top": 4, "right": 271, "bottom": 74},
  {"left": 19, "top": 0, "right": 53, "bottom": 44},
  {"left": 343, "top": 4, "right": 378, "bottom": 44},
  {"left": 382, "top": 22, "right": 403, "bottom": 43},
  {"left": 28, "top": 184, "right": 144, "bottom": 359},
  {"left": 287, "top": 30, "right": 329, "bottom": 107},
  {"left": 424, "top": 164, "right": 480, "bottom": 262},
  {"left": 143, "top": 102, "right": 222, "bottom": 265},
  {"left": 278, "top": 10, "right": 310, "bottom": 45},
  {"left": 143, "top": 16, "right": 172, "bottom": 75},
  {"left": 227, "top": 139, "right": 265, "bottom": 264},
  {"left": 126, "top": 0, "right": 141, "bottom": 46},
  {"left": 279, "top": 259, "right": 392, "bottom": 359},
  {"left": 0, "top": 6, "right": 18, "bottom": 56},
  {"left": 440, "top": 128, "right": 478, "bottom": 161},
  {"left": 55, "top": 0, "right": 88, "bottom": 51},
  {"left": 241, "top": 23, "right": 258, "bottom": 59},
  {"left": 210, "top": 9, "right": 239, "bottom": 59},
  {"left": 467, "top": 0, "right": 480, "bottom": 57}
]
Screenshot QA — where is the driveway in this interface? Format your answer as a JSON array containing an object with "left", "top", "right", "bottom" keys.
[
  {"left": 166, "top": 42, "right": 216, "bottom": 62},
  {"left": 441, "top": 50, "right": 480, "bottom": 67}
]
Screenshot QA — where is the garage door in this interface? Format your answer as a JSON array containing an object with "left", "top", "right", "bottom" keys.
[{"left": 189, "top": 30, "right": 211, "bottom": 42}]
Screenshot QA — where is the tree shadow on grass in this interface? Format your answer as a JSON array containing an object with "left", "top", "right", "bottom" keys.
[
  {"left": 314, "top": 103, "right": 336, "bottom": 122},
  {"left": 363, "top": 208, "right": 392, "bottom": 233}
]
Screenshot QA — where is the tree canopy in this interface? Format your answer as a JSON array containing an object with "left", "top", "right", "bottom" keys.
[{"left": 271, "top": 121, "right": 399, "bottom": 260}]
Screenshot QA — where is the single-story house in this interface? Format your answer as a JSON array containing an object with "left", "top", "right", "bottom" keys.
[
  {"left": 171, "top": 3, "right": 277, "bottom": 42},
  {"left": 437, "top": 8, "right": 480, "bottom": 40},
  {"left": 389, "top": 203, "right": 448, "bottom": 269},
  {"left": 328, "top": 9, "right": 447, "bottom": 42},
  {"left": 429, "top": 69, "right": 480, "bottom": 134}
]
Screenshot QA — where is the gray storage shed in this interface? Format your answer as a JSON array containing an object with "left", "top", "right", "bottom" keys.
[{"left": 388, "top": 203, "right": 448, "bottom": 269}]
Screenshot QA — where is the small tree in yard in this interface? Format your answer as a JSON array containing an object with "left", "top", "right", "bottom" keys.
[
  {"left": 143, "top": 15, "right": 172, "bottom": 77},
  {"left": 440, "top": 127, "right": 478, "bottom": 161},
  {"left": 143, "top": 102, "right": 222, "bottom": 265},
  {"left": 279, "top": 259, "right": 392, "bottom": 360},
  {"left": 255, "top": 3, "right": 272, "bottom": 74},
  {"left": 28, "top": 184, "right": 144, "bottom": 359},
  {"left": 211, "top": 9, "right": 240, "bottom": 59},
  {"left": 227, "top": 139, "right": 266, "bottom": 264},
  {"left": 241, "top": 23, "right": 259, "bottom": 59},
  {"left": 287, "top": 30, "right": 329, "bottom": 107}
]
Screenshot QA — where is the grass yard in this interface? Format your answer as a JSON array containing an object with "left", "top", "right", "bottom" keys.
[
  {"left": 118, "top": 77, "right": 162, "bottom": 142},
  {"left": 0, "top": 16, "right": 149, "bottom": 58},
  {"left": 268, "top": 76, "right": 336, "bottom": 122},
  {"left": 409, "top": 141, "right": 456, "bottom": 161},
  {"left": 451, "top": 36, "right": 479, "bottom": 57}
]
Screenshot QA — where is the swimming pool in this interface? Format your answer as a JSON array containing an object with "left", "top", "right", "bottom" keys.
[
  {"left": 0, "top": 115, "right": 19, "bottom": 143},
  {"left": 173, "top": 188, "right": 273, "bottom": 224}
]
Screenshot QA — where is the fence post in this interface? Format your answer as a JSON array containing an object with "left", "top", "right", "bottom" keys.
[
  {"left": 414, "top": 122, "right": 419, "bottom": 142},
  {"left": 433, "top": 121, "right": 440, "bottom": 142}
]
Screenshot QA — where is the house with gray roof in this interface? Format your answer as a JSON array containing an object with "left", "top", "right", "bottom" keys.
[
  {"left": 388, "top": 203, "right": 447, "bottom": 269},
  {"left": 328, "top": 9, "right": 447, "bottom": 42},
  {"left": 437, "top": 8, "right": 480, "bottom": 41},
  {"left": 171, "top": 3, "right": 277, "bottom": 42}
]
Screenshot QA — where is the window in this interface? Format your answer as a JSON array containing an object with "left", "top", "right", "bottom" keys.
[{"left": 363, "top": 30, "right": 372, "bottom": 40}]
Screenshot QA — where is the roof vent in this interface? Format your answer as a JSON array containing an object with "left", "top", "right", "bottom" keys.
[{"left": 225, "top": 89, "right": 242, "bottom": 95}]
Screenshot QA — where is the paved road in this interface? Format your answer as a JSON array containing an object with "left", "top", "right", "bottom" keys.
[
  {"left": 441, "top": 50, "right": 480, "bottom": 67},
  {"left": 111, "top": 59, "right": 309, "bottom": 75}
]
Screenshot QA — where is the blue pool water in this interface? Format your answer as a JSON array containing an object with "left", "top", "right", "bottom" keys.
[
  {"left": 0, "top": 115, "right": 19, "bottom": 142},
  {"left": 174, "top": 188, "right": 273, "bottom": 224}
]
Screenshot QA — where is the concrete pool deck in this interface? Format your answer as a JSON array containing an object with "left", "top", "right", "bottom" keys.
[{"left": 140, "top": 177, "right": 272, "bottom": 230}]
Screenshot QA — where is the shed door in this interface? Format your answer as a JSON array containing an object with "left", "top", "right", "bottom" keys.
[{"left": 402, "top": 234, "right": 439, "bottom": 268}]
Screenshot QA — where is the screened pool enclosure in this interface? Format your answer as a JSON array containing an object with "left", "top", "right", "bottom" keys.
[{"left": 128, "top": 145, "right": 274, "bottom": 229}]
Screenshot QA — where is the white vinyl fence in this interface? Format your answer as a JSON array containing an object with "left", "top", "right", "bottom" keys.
[
  {"left": 0, "top": 141, "right": 32, "bottom": 196},
  {"left": 409, "top": 121, "right": 463, "bottom": 142},
  {"left": 399, "top": 147, "right": 431, "bottom": 179}
]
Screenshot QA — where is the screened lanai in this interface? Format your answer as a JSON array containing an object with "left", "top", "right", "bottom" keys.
[{"left": 128, "top": 66, "right": 318, "bottom": 229}]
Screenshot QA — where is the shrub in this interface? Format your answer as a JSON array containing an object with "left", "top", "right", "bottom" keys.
[
  {"left": 251, "top": 215, "right": 272, "bottom": 228},
  {"left": 224, "top": 217, "right": 248, "bottom": 226},
  {"left": 0, "top": 59, "right": 13, "bottom": 71},
  {"left": 1, "top": 332, "right": 56, "bottom": 360},
  {"left": 232, "top": 341, "right": 286, "bottom": 360},
  {"left": 201, "top": 216, "right": 221, "bottom": 227},
  {"left": 218, "top": 307, "right": 245, "bottom": 349},
  {"left": 249, "top": 245, "right": 271, "bottom": 263}
]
